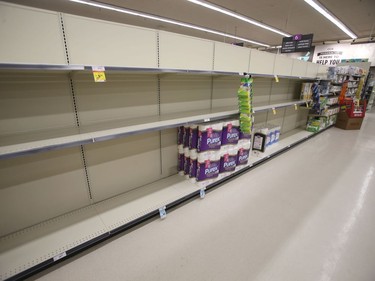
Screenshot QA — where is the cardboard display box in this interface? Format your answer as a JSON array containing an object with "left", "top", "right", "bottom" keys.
[{"left": 335, "top": 111, "right": 363, "bottom": 130}]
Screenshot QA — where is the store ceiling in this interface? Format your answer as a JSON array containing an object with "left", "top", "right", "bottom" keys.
[{"left": 3, "top": 0, "right": 375, "bottom": 48}]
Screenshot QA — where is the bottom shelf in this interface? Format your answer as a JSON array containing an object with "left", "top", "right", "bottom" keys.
[
  {"left": 250, "top": 129, "right": 314, "bottom": 165},
  {"left": 0, "top": 176, "right": 201, "bottom": 281},
  {"left": 0, "top": 126, "right": 330, "bottom": 281}
]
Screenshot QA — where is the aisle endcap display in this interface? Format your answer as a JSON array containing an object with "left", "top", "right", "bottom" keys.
[
  {"left": 304, "top": 65, "right": 368, "bottom": 132},
  {"left": 335, "top": 111, "right": 364, "bottom": 130}
]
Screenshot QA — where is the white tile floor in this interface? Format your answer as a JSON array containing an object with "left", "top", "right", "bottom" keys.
[{"left": 29, "top": 109, "right": 375, "bottom": 281}]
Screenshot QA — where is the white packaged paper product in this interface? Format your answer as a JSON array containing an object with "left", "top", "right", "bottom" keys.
[
  {"left": 259, "top": 127, "right": 270, "bottom": 147},
  {"left": 177, "top": 126, "right": 184, "bottom": 145},
  {"left": 269, "top": 126, "right": 276, "bottom": 145},
  {"left": 275, "top": 125, "right": 281, "bottom": 143},
  {"left": 196, "top": 151, "right": 221, "bottom": 182},
  {"left": 221, "top": 119, "right": 240, "bottom": 146},
  {"left": 189, "top": 124, "right": 198, "bottom": 151},
  {"left": 238, "top": 138, "right": 251, "bottom": 147},
  {"left": 189, "top": 153, "right": 198, "bottom": 182},
  {"left": 183, "top": 125, "right": 190, "bottom": 148},
  {"left": 178, "top": 145, "right": 184, "bottom": 175},
  {"left": 237, "top": 141, "right": 251, "bottom": 166},
  {"left": 197, "top": 122, "right": 223, "bottom": 152},
  {"left": 183, "top": 147, "right": 190, "bottom": 176},
  {"left": 219, "top": 145, "right": 238, "bottom": 177}
]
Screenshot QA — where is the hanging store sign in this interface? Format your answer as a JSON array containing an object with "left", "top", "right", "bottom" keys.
[
  {"left": 312, "top": 44, "right": 350, "bottom": 65},
  {"left": 312, "top": 43, "right": 375, "bottom": 66},
  {"left": 281, "top": 34, "right": 313, "bottom": 53}
]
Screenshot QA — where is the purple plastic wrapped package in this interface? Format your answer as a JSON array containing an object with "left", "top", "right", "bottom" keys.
[
  {"left": 222, "top": 120, "right": 240, "bottom": 146},
  {"left": 197, "top": 122, "right": 223, "bottom": 152}
]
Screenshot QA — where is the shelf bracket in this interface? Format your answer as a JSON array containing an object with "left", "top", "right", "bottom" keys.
[{"left": 159, "top": 206, "right": 167, "bottom": 219}]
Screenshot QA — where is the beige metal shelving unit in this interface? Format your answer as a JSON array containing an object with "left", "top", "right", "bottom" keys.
[{"left": 0, "top": 2, "right": 329, "bottom": 280}]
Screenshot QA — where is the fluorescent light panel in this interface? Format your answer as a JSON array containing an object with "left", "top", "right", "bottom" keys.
[
  {"left": 304, "top": 0, "right": 357, "bottom": 39},
  {"left": 187, "top": 0, "right": 291, "bottom": 37},
  {"left": 69, "top": 0, "right": 270, "bottom": 47}
]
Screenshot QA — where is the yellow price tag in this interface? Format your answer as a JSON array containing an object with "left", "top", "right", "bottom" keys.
[
  {"left": 294, "top": 104, "right": 298, "bottom": 110},
  {"left": 272, "top": 108, "right": 276, "bottom": 115},
  {"left": 274, "top": 75, "right": 279, "bottom": 83},
  {"left": 93, "top": 71, "right": 106, "bottom": 82}
]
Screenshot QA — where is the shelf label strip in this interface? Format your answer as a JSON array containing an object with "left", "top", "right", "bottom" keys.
[
  {"left": 92, "top": 66, "right": 106, "bottom": 83},
  {"left": 200, "top": 188, "right": 206, "bottom": 199},
  {"left": 159, "top": 206, "right": 167, "bottom": 219},
  {"left": 53, "top": 252, "right": 67, "bottom": 262}
]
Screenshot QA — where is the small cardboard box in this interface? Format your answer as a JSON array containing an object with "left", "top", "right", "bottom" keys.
[{"left": 335, "top": 111, "right": 363, "bottom": 130}]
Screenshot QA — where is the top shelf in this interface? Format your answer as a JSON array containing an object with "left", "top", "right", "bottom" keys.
[
  {"left": 0, "top": 100, "right": 307, "bottom": 160},
  {"left": 0, "top": 63, "right": 238, "bottom": 76},
  {"left": 0, "top": 63, "right": 318, "bottom": 80}
]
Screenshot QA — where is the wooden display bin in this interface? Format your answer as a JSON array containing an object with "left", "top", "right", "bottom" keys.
[{"left": 335, "top": 111, "right": 363, "bottom": 130}]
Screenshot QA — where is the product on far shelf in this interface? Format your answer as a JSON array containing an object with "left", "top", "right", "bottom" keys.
[
  {"left": 252, "top": 132, "right": 266, "bottom": 152},
  {"left": 251, "top": 124, "right": 281, "bottom": 152},
  {"left": 306, "top": 116, "right": 327, "bottom": 132},
  {"left": 300, "top": 82, "right": 313, "bottom": 101},
  {"left": 327, "top": 114, "right": 337, "bottom": 126}
]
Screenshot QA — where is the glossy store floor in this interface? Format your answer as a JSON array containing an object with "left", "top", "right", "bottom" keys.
[{"left": 29, "top": 109, "right": 375, "bottom": 281}]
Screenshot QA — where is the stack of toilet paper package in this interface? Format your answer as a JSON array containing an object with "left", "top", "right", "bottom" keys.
[
  {"left": 177, "top": 119, "right": 251, "bottom": 187},
  {"left": 177, "top": 75, "right": 253, "bottom": 187}
]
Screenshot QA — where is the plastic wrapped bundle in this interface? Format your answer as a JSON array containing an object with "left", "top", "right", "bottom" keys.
[{"left": 237, "top": 76, "right": 253, "bottom": 134}]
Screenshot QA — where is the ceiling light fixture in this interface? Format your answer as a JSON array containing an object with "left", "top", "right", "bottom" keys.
[
  {"left": 187, "top": 0, "right": 291, "bottom": 37},
  {"left": 304, "top": 0, "right": 357, "bottom": 39},
  {"left": 69, "top": 0, "right": 270, "bottom": 47}
]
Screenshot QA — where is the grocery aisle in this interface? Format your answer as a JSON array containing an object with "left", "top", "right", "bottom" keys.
[{"left": 29, "top": 109, "right": 375, "bottom": 281}]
